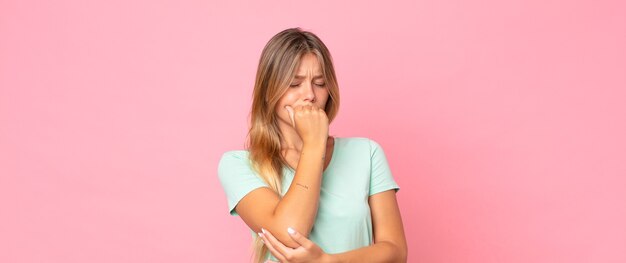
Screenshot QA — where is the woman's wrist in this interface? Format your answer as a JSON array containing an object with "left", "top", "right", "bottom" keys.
[{"left": 302, "top": 143, "right": 327, "bottom": 156}]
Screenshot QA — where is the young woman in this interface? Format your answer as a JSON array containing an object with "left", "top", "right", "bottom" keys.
[{"left": 218, "top": 28, "right": 407, "bottom": 263}]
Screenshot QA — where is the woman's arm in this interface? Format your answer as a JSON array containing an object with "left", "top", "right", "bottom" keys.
[
  {"left": 260, "top": 189, "right": 408, "bottom": 262},
  {"left": 328, "top": 189, "right": 407, "bottom": 262},
  {"left": 235, "top": 143, "right": 326, "bottom": 248}
]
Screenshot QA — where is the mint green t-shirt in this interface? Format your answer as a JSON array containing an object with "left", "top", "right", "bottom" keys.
[{"left": 217, "top": 137, "right": 400, "bottom": 260}]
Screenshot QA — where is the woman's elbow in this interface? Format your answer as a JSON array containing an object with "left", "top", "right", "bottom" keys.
[
  {"left": 399, "top": 249, "right": 408, "bottom": 262},
  {"left": 381, "top": 240, "right": 407, "bottom": 262},
  {"left": 395, "top": 242, "right": 408, "bottom": 262}
]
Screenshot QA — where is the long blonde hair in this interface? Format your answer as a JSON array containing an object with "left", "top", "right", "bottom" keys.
[{"left": 244, "top": 27, "right": 340, "bottom": 263}]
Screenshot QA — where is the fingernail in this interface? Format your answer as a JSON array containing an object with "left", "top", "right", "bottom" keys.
[
  {"left": 258, "top": 232, "right": 264, "bottom": 237},
  {"left": 261, "top": 228, "right": 267, "bottom": 234},
  {"left": 287, "top": 227, "right": 295, "bottom": 235}
]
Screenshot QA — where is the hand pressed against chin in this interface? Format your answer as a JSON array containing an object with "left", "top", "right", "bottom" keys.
[
  {"left": 281, "top": 102, "right": 328, "bottom": 146},
  {"left": 284, "top": 101, "right": 315, "bottom": 128}
]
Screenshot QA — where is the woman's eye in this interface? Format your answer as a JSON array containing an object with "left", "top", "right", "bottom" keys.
[{"left": 289, "top": 82, "right": 325, "bottom": 87}]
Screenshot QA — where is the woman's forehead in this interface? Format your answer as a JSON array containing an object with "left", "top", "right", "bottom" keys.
[{"left": 294, "top": 54, "right": 323, "bottom": 76}]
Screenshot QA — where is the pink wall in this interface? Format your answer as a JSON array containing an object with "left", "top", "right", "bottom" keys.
[{"left": 2, "top": 0, "right": 625, "bottom": 262}]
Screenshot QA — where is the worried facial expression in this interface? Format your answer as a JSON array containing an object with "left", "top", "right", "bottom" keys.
[{"left": 275, "top": 53, "right": 330, "bottom": 127}]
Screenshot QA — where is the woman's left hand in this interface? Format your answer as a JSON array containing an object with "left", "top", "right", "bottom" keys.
[{"left": 259, "top": 227, "right": 332, "bottom": 263}]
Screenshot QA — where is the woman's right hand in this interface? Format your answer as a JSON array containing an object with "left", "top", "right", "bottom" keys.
[{"left": 284, "top": 102, "right": 329, "bottom": 147}]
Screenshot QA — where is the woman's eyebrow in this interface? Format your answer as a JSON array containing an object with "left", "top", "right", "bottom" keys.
[{"left": 294, "top": 75, "right": 324, "bottom": 79}]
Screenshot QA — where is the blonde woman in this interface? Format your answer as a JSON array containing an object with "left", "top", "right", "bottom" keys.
[{"left": 217, "top": 28, "right": 407, "bottom": 263}]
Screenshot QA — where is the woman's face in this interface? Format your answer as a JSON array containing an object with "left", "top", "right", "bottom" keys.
[{"left": 275, "top": 53, "right": 330, "bottom": 127}]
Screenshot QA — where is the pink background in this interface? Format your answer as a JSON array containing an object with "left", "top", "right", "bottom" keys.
[{"left": 1, "top": 0, "right": 625, "bottom": 262}]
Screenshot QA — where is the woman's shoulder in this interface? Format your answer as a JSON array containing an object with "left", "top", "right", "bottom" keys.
[
  {"left": 220, "top": 149, "right": 249, "bottom": 158},
  {"left": 336, "top": 136, "right": 380, "bottom": 147},
  {"left": 217, "top": 150, "right": 255, "bottom": 182},
  {"left": 342, "top": 137, "right": 392, "bottom": 159},
  {"left": 218, "top": 150, "right": 251, "bottom": 168},
  {"left": 334, "top": 136, "right": 386, "bottom": 156}
]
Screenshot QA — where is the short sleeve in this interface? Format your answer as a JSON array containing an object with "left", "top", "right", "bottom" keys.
[
  {"left": 217, "top": 151, "right": 269, "bottom": 216},
  {"left": 368, "top": 139, "right": 400, "bottom": 196}
]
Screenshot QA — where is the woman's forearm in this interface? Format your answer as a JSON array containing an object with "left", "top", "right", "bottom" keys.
[
  {"left": 325, "top": 241, "right": 407, "bottom": 263},
  {"left": 270, "top": 143, "right": 326, "bottom": 247}
]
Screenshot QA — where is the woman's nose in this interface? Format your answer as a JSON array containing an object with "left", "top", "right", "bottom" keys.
[{"left": 302, "top": 83, "right": 316, "bottom": 102}]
